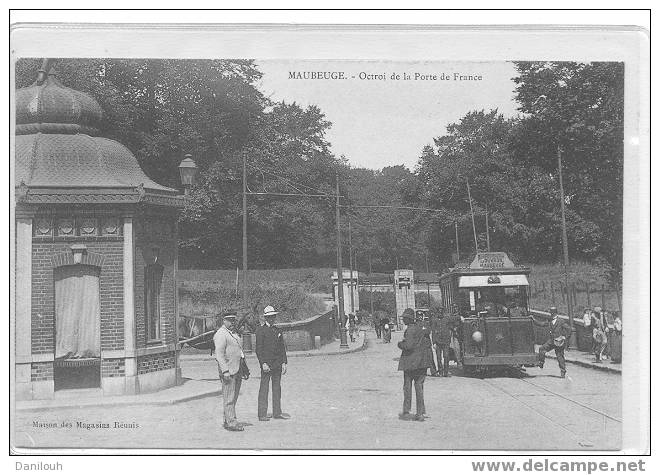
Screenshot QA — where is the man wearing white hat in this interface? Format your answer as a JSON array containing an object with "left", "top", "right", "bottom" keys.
[{"left": 256, "top": 305, "right": 289, "bottom": 421}]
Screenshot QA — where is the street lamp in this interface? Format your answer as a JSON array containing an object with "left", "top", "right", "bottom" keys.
[{"left": 178, "top": 154, "right": 198, "bottom": 196}]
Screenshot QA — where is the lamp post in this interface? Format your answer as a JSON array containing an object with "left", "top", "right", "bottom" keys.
[{"left": 178, "top": 154, "right": 198, "bottom": 197}]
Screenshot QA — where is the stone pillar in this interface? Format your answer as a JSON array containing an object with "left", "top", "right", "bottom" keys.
[
  {"left": 332, "top": 269, "right": 359, "bottom": 317},
  {"left": 15, "top": 217, "right": 32, "bottom": 400},
  {"left": 122, "top": 217, "right": 138, "bottom": 395}
]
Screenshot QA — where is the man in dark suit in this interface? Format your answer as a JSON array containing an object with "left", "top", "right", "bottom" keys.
[
  {"left": 536, "top": 306, "right": 573, "bottom": 378},
  {"left": 255, "top": 305, "right": 289, "bottom": 421},
  {"left": 397, "top": 308, "right": 433, "bottom": 421},
  {"left": 431, "top": 306, "right": 463, "bottom": 377}
]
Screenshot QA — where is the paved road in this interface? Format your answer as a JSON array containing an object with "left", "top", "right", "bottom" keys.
[{"left": 13, "top": 331, "right": 621, "bottom": 451}]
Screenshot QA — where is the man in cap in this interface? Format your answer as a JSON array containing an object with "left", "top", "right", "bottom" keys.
[
  {"left": 256, "top": 305, "right": 289, "bottom": 421},
  {"left": 397, "top": 308, "right": 433, "bottom": 421},
  {"left": 213, "top": 310, "right": 245, "bottom": 431},
  {"left": 536, "top": 306, "right": 572, "bottom": 378}
]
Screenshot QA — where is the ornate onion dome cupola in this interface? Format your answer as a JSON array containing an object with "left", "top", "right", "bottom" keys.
[{"left": 15, "top": 59, "right": 182, "bottom": 207}]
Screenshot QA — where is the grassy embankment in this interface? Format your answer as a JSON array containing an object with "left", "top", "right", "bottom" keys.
[
  {"left": 177, "top": 268, "right": 333, "bottom": 323},
  {"left": 178, "top": 263, "right": 621, "bottom": 322}
]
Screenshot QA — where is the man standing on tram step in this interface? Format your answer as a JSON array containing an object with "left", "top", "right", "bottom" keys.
[
  {"left": 432, "top": 307, "right": 463, "bottom": 377},
  {"left": 256, "top": 305, "right": 290, "bottom": 421},
  {"left": 398, "top": 308, "right": 434, "bottom": 421},
  {"left": 213, "top": 311, "right": 245, "bottom": 432},
  {"left": 536, "top": 306, "right": 573, "bottom": 378}
]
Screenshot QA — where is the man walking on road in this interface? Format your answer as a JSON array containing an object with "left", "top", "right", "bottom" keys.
[
  {"left": 213, "top": 311, "right": 246, "bottom": 432},
  {"left": 397, "top": 308, "right": 433, "bottom": 421},
  {"left": 536, "top": 306, "right": 573, "bottom": 378},
  {"left": 256, "top": 305, "right": 290, "bottom": 421}
]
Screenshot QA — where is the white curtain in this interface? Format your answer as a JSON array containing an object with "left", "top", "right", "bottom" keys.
[{"left": 55, "top": 265, "right": 101, "bottom": 359}]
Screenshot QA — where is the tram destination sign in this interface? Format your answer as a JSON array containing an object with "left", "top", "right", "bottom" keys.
[{"left": 470, "top": 252, "right": 515, "bottom": 269}]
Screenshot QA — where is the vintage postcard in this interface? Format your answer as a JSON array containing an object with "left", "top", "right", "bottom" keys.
[{"left": 9, "top": 20, "right": 649, "bottom": 458}]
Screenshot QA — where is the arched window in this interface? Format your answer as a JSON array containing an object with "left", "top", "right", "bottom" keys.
[{"left": 145, "top": 264, "right": 163, "bottom": 342}]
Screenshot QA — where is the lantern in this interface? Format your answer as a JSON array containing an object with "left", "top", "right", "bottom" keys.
[{"left": 178, "top": 154, "right": 198, "bottom": 195}]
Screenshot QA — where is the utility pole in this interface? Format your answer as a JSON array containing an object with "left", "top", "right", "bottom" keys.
[
  {"left": 355, "top": 249, "right": 360, "bottom": 310},
  {"left": 485, "top": 204, "right": 491, "bottom": 252},
  {"left": 348, "top": 217, "right": 354, "bottom": 315},
  {"left": 557, "top": 147, "right": 575, "bottom": 345},
  {"left": 369, "top": 253, "right": 374, "bottom": 317},
  {"left": 425, "top": 250, "right": 429, "bottom": 273},
  {"left": 466, "top": 178, "right": 479, "bottom": 254},
  {"left": 335, "top": 171, "right": 348, "bottom": 348},
  {"left": 242, "top": 150, "right": 248, "bottom": 306}
]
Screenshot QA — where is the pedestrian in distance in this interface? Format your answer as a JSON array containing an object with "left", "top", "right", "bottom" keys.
[
  {"left": 374, "top": 312, "right": 382, "bottom": 339},
  {"left": 382, "top": 316, "right": 392, "bottom": 343},
  {"left": 213, "top": 311, "right": 247, "bottom": 431},
  {"left": 609, "top": 311, "right": 622, "bottom": 364},
  {"left": 591, "top": 309, "right": 608, "bottom": 363},
  {"left": 348, "top": 313, "right": 356, "bottom": 342},
  {"left": 535, "top": 306, "right": 572, "bottom": 378},
  {"left": 255, "top": 305, "right": 290, "bottom": 421},
  {"left": 397, "top": 308, "right": 434, "bottom": 422}
]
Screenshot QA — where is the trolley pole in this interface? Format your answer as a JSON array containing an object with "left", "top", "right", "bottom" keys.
[
  {"left": 335, "top": 171, "right": 348, "bottom": 348},
  {"left": 455, "top": 220, "right": 460, "bottom": 261},
  {"left": 486, "top": 204, "right": 491, "bottom": 252},
  {"left": 242, "top": 150, "right": 248, "bottom": 307},
  {"left": 557, "top": 147, "right": 576, "bottom": 348},
  {"left": 466, "top": 178, "right": 479, "bottom": 254}
]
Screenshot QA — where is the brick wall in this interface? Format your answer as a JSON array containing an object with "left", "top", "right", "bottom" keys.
[
  {"left": 101, "top": 358, "right": 125, "bottom": 378},
  {"left": 31, "top": 239, "right": 124, "bottom": 354},
  {"left": 137, "top": 351, "right": 176, "bottom": 374},
  {"left": 31, "top": 362, "right": 53, "bottom": 382}
]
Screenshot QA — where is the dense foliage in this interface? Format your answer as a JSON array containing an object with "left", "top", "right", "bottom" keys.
[{"left": 15, "top": 59, "right": 623, "bottom": 281}]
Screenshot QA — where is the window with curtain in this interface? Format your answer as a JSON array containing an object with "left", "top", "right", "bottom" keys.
[
  {"left": 145, "top": 264, "right": 163, "bottom": 342},
  {"left": 54, "top": 265, "right": 101, "bottom": 359}
]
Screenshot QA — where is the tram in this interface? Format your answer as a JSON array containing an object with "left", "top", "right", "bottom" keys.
[{"left": 439, "top": 252, "right": 538, "bottom": 372}]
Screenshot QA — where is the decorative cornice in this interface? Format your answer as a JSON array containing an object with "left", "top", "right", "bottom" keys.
[{"left": 15, "top": 187, "right": 185, "bottom": 208}]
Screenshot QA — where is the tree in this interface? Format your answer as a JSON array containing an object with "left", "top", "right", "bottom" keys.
[{"left": 512, "top": 61, "right": 624, "bottom": 278}]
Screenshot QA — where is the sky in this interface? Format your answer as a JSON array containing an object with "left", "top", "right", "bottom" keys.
[{"left": 257, "top": 60, "right": 522, "bottom": 171}]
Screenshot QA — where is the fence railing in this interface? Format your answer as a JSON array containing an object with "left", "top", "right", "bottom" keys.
[{"left": 528, "top": 279, "right": 621, "bottom": 316}]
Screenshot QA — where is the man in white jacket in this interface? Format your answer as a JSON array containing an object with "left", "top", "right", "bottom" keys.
[{"left": 213, "top": 311, "right": 245, "bottom": 431}]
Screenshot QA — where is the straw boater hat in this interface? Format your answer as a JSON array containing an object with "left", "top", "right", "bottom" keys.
[
  {"left": 222, "top": 310, "right": 238, "bottom": 320},
  {"left": 263, "top": 306, "right": 279, "bottom": 317}
]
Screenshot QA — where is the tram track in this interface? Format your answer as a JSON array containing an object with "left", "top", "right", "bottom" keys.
[
  {"left": 518, "top": 377, "right": 622, "bottom": 423},
  {"left": 477, "top": 377, "right": 597, "bottom": 447},
  {"left": 475, "top": 368, "right": 621, "bottom": 448}
]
